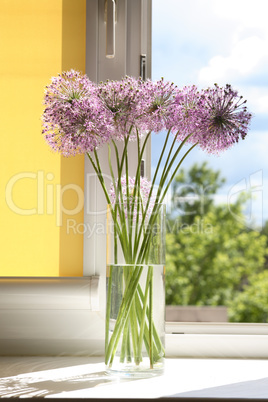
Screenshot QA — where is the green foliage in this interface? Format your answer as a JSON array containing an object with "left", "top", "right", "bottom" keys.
[
  {"left": 166, "top": 163, "right": 268, "bottom": 322},
  {"left": 228, "top": 271, "right": 268, "bottom": 322},
  {"left": 171, "top": 161, "right": 226, "bottom": 225}
]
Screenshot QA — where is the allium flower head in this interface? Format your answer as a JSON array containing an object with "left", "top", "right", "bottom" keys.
[
  {"left": 171, "top": 85, "right": 202, "bottom": 139},
  {"left": 140, "top": 78, "right": 178, "bottom": 132},
  {"left": 98, "top": 77, "right": 145, "bottom": 140},
  {"left": 42, "top": 70, "right": 114, "bottom": 156},
  {"left": 109, "top": 176, "right": 155, "bottom": 221},
  {"left": 193, "top": 84, "right": 252, "bottom": 154},
  {"left": 42, "top": 71, "right": 252, "bottom": 159}
]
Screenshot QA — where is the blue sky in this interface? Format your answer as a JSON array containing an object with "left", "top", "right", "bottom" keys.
[{"left": 151, "top": 0, "right": 268, "bottom": 228}]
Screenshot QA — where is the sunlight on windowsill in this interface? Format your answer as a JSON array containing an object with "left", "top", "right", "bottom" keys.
[{"left": 1, "top": 356, "right": 268, "bottom": 399}]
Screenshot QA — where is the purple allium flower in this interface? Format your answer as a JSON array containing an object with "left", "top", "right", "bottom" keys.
[
  {"left": 171, "top": 85, "right": 202, "bottom": 139},
  {"left": 192, "top": 84, "right": 252, "bottom": 154},
  {"left": 140, "top": 78, "right": 178, "bottom": 132},
  {"left": 98, "top": 77, "right": 146, "bottom": 140},
  {"left": 109, "top": 176, "right": 155, "bottom": 221},
  {"left": 42, "top": 71, "right": 252, "bottom": 159},
  {"left": 42, "top": 70, "right": 114, "bottom": 156}
]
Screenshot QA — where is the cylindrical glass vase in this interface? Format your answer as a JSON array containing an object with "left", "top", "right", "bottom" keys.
[{"left": 105, "top": 203, "right": 165, "bottom": 378}]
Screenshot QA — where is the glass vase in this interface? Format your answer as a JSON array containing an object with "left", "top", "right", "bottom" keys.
[{"left": 105, "top": 203, "right": 166, "bottom": 378}]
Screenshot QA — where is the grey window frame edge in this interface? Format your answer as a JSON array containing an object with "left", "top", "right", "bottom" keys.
[
  {"left": 165, "top": 322, "right": 268, "bottom": 358},
  {"left": 0, "top": 276, "right": 100, "bottom": 311}
]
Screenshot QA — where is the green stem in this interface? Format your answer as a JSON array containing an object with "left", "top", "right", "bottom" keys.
[
  {"left": 106, "top": 264, "right": 164, "bottom": 367},
  {"left": 111, "top": 138, "right": 133, "bottom": 262},
  {"left": 105, "top": 264, "right": 113, "bottom": 358},
  {"left": 149, "top": 266, "right": 153, "bottom": 368},
  {"left": 130, "top": 130, "right": 151, "bottom": 257},
  {"left": 129, "top": 298, "right": 139, "bottom": 364},
  {"left": 142, "top": 129, "right": 171, "bottom": 215},
  {"left": 86, "top": 151, "right": 111, "bottom": 205},
  {"left": 124, "top": 138, "right": 133, "bottom": 262},
  {"left": 126, "top": 323, "right": 132, "bottom": 362},
  {"left": 107, "top": 149, "right": 129, "bottom": 260},
  {"left": 158, "top": 143, "right": 198, "bottom": 206},
  {"left": 119, "top": 327, "right": 127, "bottom": 363},
  {"left": 120, "top": 318, "right": 131, "bottom": 363},
  {"left": 134, "top": 286, "right": 163, "bottom": 363},
  {"left": 136, "top": 283, "right": 164, "bottom": 356},
  {"left": 136, "top": 141, "right": 198, "bottom": 265},
  {"left": 119, "top": 265, "right": 138, "bottom": 364},
  {"left": 133, "top": 130, "right": 172, "bottom": 258},
  {"left": 105, "top": 264, "right": 143, "bottom": 366},
  {"left": 90, "top": 127, "right": 198, "bottom": 370},
  {"left": 136, "top": 265, "right": 152, "bottom": 364}
]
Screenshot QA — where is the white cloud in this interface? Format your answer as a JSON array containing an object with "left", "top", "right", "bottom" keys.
[
  {"left": 212, "top": 0, "right": 268, "bottom": 31},
  {"left": 195, "top": 1, "right": 268, "bottom": 117},
  {"left": 198, "top": 36, "right": 267, "bottom": 86},
  {"left": 252, "top": 94, "right": 268, "bottom": 114},
  {"left": 153, "top": 0, "right": 268, "bottom": 91},
  {"left": 231, "top": 86, "right": 268, "bottom": 115}
]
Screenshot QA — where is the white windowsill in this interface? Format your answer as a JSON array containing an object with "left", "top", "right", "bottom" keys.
[{"left": 1, "top": 356, "right": 268, "bottom": 399}]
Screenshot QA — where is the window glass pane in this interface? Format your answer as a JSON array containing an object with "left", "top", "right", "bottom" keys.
[{"left": 152, "top": 0, "right": 268, "bottom": 323}]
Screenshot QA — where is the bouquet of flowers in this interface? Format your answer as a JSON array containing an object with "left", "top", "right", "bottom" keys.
[{"left": 42, "top": 70, "right": 252, "bottom": 374}]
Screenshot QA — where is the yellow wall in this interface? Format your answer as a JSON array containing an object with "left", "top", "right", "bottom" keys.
[{"left": 0, "top": 0, "right": 86, "bottom": 276}]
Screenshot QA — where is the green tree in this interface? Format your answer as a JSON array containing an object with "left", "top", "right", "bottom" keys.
[
  {"left": 228, "top": 271, "right": 268, "bottom": 322},
  {"left": 260, "top": 220, "right": 268, "bottom": 270},
  {"left": 166, "top": 163, "right": 268, "bottom": 322},
  {"left": 170, "top": 161, "right": 226, "bottom": 225}
]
